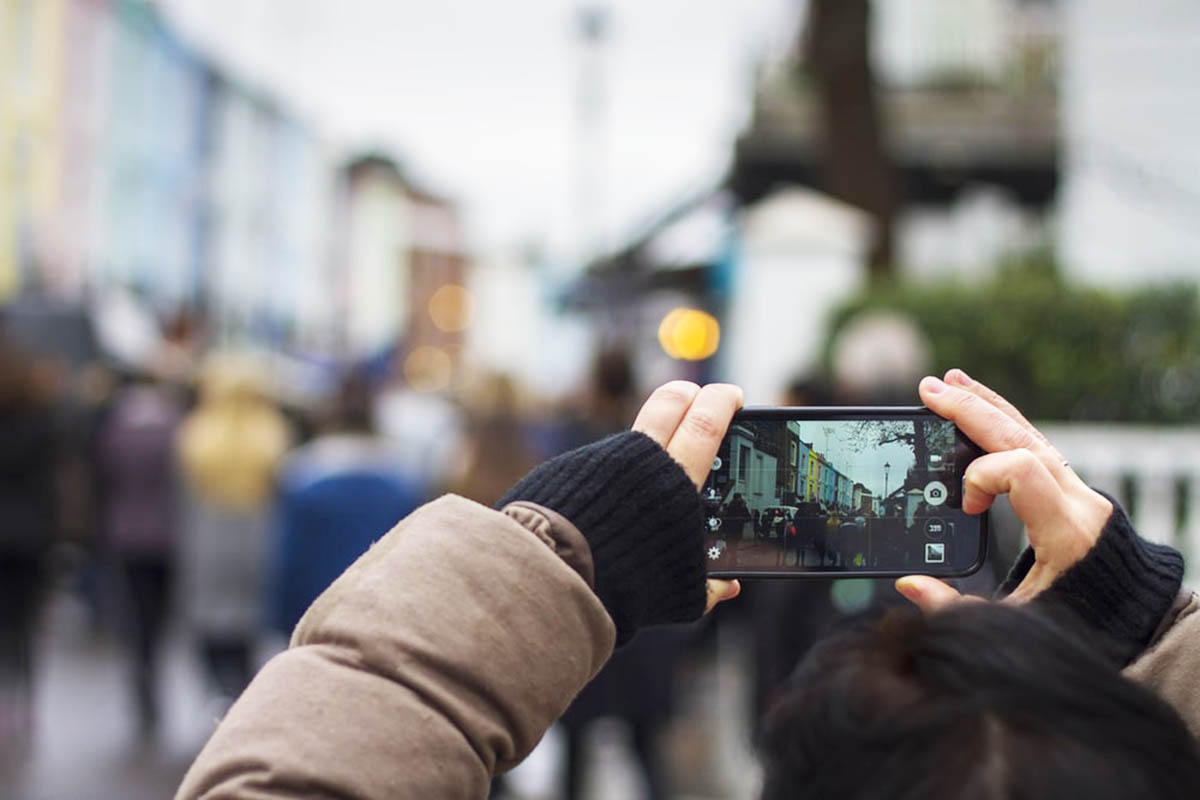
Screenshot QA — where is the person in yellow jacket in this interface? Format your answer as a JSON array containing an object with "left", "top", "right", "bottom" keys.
[{"left": 177, "top": 354, "right": 291, "bottom": 702}]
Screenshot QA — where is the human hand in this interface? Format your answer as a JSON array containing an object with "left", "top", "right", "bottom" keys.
[
  {"left": 896, "top": 368, "right": 1113, "bottom": 612},
  {"left": 631, "top": 380, "right": 744, "bottom": 612}
]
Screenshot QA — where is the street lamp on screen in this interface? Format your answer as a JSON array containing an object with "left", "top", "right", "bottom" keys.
[{"left": 884, "top": 462, "right": 891, "bottom": 505}]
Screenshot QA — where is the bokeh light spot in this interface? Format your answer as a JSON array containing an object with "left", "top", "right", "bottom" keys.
[
  {"left": 428, "top": 284, "right": 472, "bottom": 333},
  {"left": 658, "top": 307, "right": 720, "bottom": 361},
  {"left": 404, "top": 345, "right": 453, "bottom": 392}
]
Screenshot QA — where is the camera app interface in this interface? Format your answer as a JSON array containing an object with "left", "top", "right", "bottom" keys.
[{"left": 702, "top": 416, "right": 981, "bottom": 574}]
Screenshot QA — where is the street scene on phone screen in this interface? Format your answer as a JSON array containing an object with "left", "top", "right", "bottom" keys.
[{"left": 703, "top": 418, "right": 967, "bottom": 572}]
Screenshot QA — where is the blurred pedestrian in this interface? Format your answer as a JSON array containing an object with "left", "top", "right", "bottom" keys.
[
  {"left": 0, "top": 337, "right": 58, "bottom": 748},
  {"left": 726, "top": 492, "right": 752, "bottom": 540},
  {"left": 268, "top": 368, "right": 427, "bottom": 637},
  {"left": 550, "top": 349, "right": 687, "bottom": 800},
  {"left": 445, "top": 371, "right": 540, "bottom": 507},
  {"left": 177, "top": 355, "right": 291, "bottom": 702},
  {"left": 92, "top": 373, "right": 184, "bottom": 738},
  {"left": 372, "top": 376, "right": 466, "bottom": 492}
]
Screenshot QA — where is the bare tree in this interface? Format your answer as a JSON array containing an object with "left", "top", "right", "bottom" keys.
[
  {"left": 838, "top": 419, "right": 929, "bottom": 494},
  {"left": 803, "top": 0, "right": 897, "bottom": 278}
]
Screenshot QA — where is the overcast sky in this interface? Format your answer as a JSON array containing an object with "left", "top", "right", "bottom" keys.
[{"left": 158, "top": 0, "right": 802, "bottom": 264}]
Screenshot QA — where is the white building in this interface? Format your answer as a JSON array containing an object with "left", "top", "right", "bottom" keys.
[
  {"left": 335, "top": 156, "right": 414, "bottom": 357},
  {"left": 722, "top": 421, "right": 780, "bottom": 511},
  {"left": 1057, "top": 0, "right": 1200, "bottom": 286},
  {"left": 723, "top": 188, "right": 872, "bottom": 403}
]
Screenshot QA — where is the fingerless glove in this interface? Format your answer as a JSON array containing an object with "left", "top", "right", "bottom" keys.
[
  {"left": 998, "top": 494, "right": 1184, "bottom": 667},
  {"left": 498, "top": 431, "right": 707, "bottom": 646}
]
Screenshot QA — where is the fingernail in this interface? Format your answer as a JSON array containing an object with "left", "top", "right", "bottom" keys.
[
  {"left": 948, "top": 369, "right": 974, "bottom": 387},
  {"left": 894, "top": 577, "right": 919, "bottom": 600},
  {"left": 921, "top": 376, "right": 945, "bottom": 394},
  {"left": 724, "top": 580, "right": 741, "bottom": 600}
]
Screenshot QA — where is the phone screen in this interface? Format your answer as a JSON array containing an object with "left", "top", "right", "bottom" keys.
[{"left": 702, "top": 408, "right": 986, "bottom": 578}]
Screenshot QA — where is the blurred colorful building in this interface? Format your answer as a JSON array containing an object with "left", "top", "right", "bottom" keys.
[
  {"left": 1, "top": 0, "right": 460, "bottom": 367},
  {"left": 1, "top": 0, "right": 66, "bottom": 298},
  {"left": 336, "top": 154, "right": 467, "bottom": 385}
]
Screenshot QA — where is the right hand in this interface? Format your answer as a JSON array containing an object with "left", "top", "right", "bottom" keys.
[
  {"left": 630, "top": 380, "right": 745, "bottom": 613},
  {"left": 896, "top": 368, "right": 1113, "bottom": 612}
]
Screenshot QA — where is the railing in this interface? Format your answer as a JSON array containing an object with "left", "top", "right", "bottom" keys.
[{"left": 1040, "top": 424, "right": 1200, "bottom": 590}]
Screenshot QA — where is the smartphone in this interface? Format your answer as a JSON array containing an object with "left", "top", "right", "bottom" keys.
[{"left": 702, "top": 407, "right": 987, "bottom": 578}]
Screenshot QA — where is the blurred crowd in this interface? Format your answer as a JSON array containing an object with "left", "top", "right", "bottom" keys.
[
  {"left": 0, "top": 322, "right": 516, "bottom": 751},
  {"left": 0, "top": 305, "right": 1019, "bottom": 798}
]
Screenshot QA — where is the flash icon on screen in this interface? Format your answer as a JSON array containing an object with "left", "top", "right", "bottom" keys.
[{"left": 925, "top": 542, "right": 946, "bottom": 564}]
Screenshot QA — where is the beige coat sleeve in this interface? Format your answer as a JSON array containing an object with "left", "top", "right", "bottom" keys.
[
  {"left": 1124, "top": 589, "right": 1200, "bottom": 740},
  {"left": 176, "top": 495, "right": 616, "bottom": 799}
]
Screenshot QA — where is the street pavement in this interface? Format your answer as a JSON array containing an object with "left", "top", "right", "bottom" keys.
[
  {"left": 1, "top": 591, "right": 218, "bottom": 800},
  {"left": 2, "top": 591, "right": 759, "bottom": 800}
]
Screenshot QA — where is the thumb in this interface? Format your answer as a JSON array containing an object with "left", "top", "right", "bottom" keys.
[
  {"left": 705, "top": 579, "right": 741, "bottom": 614},
  {"left": 895, "top": 575, "right": 964, "bottom": 614}
]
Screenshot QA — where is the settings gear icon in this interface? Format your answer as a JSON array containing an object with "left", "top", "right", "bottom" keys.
[{"left": 707, "top": 546, "right": 722, "bottom": 561}]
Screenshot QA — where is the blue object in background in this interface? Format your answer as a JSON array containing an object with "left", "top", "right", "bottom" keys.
[{"left": 269, "top": 466, "right": 426, "bottom": 636}]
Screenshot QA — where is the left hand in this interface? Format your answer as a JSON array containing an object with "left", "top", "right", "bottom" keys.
[
  {"left": 896, "top": 368, "right": 1113, "bottom": 613},
  {"left": 631, "top": 380, "right": 745, "bottom": 612}
]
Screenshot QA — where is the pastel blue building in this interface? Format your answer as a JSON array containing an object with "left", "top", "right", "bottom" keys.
[{"left": 97, "top": 0, "right": 210, "bottom": 309}]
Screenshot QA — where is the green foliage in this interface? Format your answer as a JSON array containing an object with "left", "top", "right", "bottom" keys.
[{"left": 823, "top": 254, "right": 1200, "bottom": 422}]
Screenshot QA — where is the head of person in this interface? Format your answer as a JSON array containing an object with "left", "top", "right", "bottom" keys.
[
  {"left": 179, "top": 352, "right": 289, "bottom": 510},
  {"left": 324, "top": 365, "right": 375, "bottom": 435},
  {"left": 759, "top": 603, "right": 1200, "bottom": 799}
]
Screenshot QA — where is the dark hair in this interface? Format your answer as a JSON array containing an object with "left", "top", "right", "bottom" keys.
[
  {"left": 760, "top": 603, "right": 1200, "bottom": 799},
  {"left": 328, "top": 366, "right": 374, "bottom": 434}
]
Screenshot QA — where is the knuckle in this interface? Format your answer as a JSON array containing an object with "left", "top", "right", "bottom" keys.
[
  {"left": 963, "top": 464, "right": 982, "bottom": 488},
  {"left": 1000, "top": 424, "right": 1036, "bottom": 451},
  {"left": 682, "top": 409, "right": 723, "bottom": 440},
  {"left": 951, "top": 389, "right": 980, "bottom": 416},
  {"left": 1011, "top": 448, "right": 1044, "bottom": 478}
]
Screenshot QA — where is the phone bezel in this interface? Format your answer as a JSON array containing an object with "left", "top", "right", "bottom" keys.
[{"left": 704, "top": 405, "right": 989, "bottom": 580}]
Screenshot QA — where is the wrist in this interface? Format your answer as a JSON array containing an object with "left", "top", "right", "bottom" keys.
[
  {"left": 498, "top": 431, "right": 707, "bottom": 645},
  {"left": 1001, "top": 494, "right": 1184, "bottom": 666}
]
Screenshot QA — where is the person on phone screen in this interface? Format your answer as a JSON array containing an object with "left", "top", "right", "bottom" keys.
[{"left": 177, "top": 372, "right": 1200, "bottom": 799}]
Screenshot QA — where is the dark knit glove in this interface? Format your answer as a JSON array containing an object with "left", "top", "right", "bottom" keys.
[
  {"left": 498, "top": 431, "right": 707, "bottom": 646},
  {"left": 998, "top": 493, "right": 1184, "bottom": 667}
]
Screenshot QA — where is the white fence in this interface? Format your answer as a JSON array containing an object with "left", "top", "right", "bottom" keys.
[{"left": 1040, "top": 424, "right": 1200, "bottom": 590}]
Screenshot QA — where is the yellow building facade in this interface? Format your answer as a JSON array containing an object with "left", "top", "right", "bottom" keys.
[
  {"left": 805, "top": 450, "right": 818, "bottom": 502},
  {"left": 0, "top": 0, "right": 66, "bottom": 300}
]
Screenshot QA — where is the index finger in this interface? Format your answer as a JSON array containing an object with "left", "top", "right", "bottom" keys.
[
  {"left": 944, "top": 369, "right": 1057, "bottom": 454},
  {"left": 664, "top": 383, "right": 743, "bottom": 487},
  {"left": 919, "top": 376, "right": 1042, "bottom": 455},
  {"left": 631, "top": 381, "right": 701, "bottom": 447}
]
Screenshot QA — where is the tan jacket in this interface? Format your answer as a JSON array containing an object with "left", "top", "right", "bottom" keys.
[
  {"left": 1125, "top": 588, "right": 1200, "bottom": 739},
  {"left": 178, "top": 495, "right": 1200, "bottom": 798},
  {"left": 177, "top": 496, "right": 614, "bottom": 798}
]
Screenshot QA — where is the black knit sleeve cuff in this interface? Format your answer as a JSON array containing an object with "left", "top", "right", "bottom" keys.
[
  {"left": 498, "top": 431, "right": 707, "bottom": 646},
  {"left": 997, "top": 494, "right": 1184, "bottom": 666}
]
